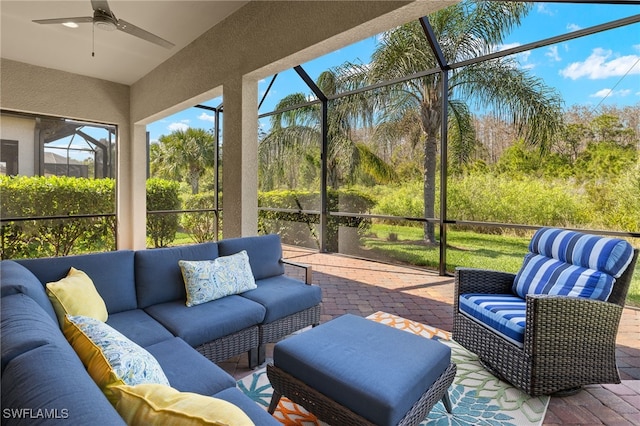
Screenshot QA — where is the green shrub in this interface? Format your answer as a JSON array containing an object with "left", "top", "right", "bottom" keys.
[
  {"left": 146, "top": 178, "right": 181, "bottom": 248},
  {"left": 447, "top": 174, "right": 589, "bottom": 233},
  {"left": 0, "top": 176, "right": 115, "bottom": 258},
  {"left": 370, "top": 182, "right": 424, "bottom": 226},
  {"left": 258, "top": 188, "right": 375, "bottom": 250},
  {"left": 586, "top": 161, "right": 640, "bottom": 232},
  {"left": 181, "top": 192, "right": 219, "bottom": 243}
]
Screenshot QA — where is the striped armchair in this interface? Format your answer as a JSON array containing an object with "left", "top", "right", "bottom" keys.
[{"left": 453, "top": 227, "right": 638, "bottom": 396}]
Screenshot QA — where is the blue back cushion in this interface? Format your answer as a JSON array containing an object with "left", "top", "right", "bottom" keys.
[
  {"left": 1, "top": 294, "right": 62, "bottom": 372},
  {"left": 135, "top": 243, "right": 219, "bottom": 308},
  {"left": 218, "top": 234, "right": 284, "bottom": 280},
  {"left": 513, "top": 228, "right": 634, "bottom": 301},
  {"left": 16, "top": 250, "right": 136, "bottom": 314},
  {"left": 1, "top": 260, "right": 57, "bottom": 322}
]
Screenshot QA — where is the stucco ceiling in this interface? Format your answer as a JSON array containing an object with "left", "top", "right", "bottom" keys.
[{"left": 1, "top": 1, "right": 250, "bottom": 85}]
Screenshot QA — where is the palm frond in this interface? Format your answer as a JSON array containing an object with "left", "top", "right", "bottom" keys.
[{"left": 453, "top": 59, "right": 564, "bottom": 150}]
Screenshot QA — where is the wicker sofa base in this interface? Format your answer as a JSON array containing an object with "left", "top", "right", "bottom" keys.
[
  {"left": 256, "top": 304, "right": 321, "bottom": 364},
  {"left": 195, "top": 325, "right": 259, "bottom": 366},
  {"left": 266, "top": 362, "right": 456, "bottom": 426}
]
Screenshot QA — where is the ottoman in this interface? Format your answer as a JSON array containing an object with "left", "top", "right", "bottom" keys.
[{"left": 267, "top": 314, "right": 456, "bottom": 426}]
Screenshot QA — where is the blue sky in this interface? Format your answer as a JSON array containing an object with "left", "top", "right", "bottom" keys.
[{"left": 147, "top": 2, "right": 639, "bottom": 143}]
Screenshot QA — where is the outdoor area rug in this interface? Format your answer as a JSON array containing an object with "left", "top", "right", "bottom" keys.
[{"left": 237, "top": 311, "right": 549, "bottom": 426}]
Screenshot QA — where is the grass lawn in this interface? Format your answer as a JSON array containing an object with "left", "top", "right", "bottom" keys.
[{"left": 362, "top": 224, "right": 640, "bottom": 307}]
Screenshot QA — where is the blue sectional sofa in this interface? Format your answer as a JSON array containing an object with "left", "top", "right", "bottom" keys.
[{"left": 1, "top": 234, "right": 321, "bottom": 425}]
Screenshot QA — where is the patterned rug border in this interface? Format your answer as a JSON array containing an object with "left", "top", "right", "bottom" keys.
[{"left": 238, "top": 311, "right": 550, "bottom": 426}]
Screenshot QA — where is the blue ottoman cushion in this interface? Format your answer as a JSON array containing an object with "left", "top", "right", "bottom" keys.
[{"left": 274, "top": 314, "right": 451, "bottom": 426}]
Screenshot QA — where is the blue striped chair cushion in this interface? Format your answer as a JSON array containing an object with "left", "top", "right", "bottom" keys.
[
  {"left": 528, "top": 227, "right": 633, "bottom": 278},
  {"left": 513, "top": 228, "right": 634, "bottom": 301},
  {"left": 514, "top": 253, "right": 614, "bottom": 301},
  {"left": 459, "top": 294, "right": 526, "bottom": 347}
]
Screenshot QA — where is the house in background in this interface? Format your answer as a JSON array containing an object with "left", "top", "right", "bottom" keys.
[
  {"left": 1, "top": 0, "right": 451, "bottom": 249},
  {"left": 1, "top": 112, "right": 115, "bottom": 178}
]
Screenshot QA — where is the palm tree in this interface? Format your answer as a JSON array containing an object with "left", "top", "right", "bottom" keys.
[
  {"left": 365, "top": 0, "right": 564, "bottom": 244},
  {"left": 150, "top": 128, "right": 217, "bottom": 194},
  {"left": 259, "top": 69, "right": 395, "bottom": 190}
]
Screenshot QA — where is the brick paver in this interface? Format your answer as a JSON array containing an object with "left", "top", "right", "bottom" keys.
[{"left": 221, "top": 246, "right": 640, "bottom": 425}]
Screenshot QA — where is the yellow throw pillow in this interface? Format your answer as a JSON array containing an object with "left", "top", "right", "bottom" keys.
[
  {"left": 64, "top": 315, "right": 170, "bottom": 396},
  {"left": 108, "top": 383, "right": 255, "bottom": 426},
  {"left": 46, "top": 267, "right": 108, "bottom": 326}
]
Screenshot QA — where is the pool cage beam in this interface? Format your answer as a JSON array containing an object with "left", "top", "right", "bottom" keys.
[
  {"left": 420, "top": 16, "right": 450, "bottom": 276},
  {"left": 294, "top": 65, "right": 330, "bottom": 252}
]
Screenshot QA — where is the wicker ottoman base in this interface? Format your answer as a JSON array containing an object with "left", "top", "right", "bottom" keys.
[
  {"left": 267, "top": 314, "right": 456, "bottom": 426},
  {"left": 267, "top": 363, "right": 455, "bottom": 426}
]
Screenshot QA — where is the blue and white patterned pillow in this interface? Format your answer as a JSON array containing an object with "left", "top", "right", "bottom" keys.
[
  {"left": 179, "top": 250, "right": 257, "bottom": 307},
  {"left": 64, "top": 315, "right": 170, "bottom": 390}
]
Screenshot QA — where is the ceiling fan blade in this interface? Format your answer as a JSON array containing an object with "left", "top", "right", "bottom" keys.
[
  {"left": 91, "top": 0, "right": 112, "bottom": 14},
  {"left": 33, "top": 17, "right": 93, "bottom": 25},
  {"left": 116, "top": 19, "right": 175, "bottom": 49}
]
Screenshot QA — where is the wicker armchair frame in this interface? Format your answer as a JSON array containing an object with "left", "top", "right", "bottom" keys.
[
  {"left": 267, "top": 362, "right": 456, "bottom": 426},
  {"left": 453, "top": 249, "right": 638, "bottom": 397}
]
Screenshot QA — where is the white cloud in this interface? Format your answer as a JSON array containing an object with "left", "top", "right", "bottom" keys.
[
  {"left": 546, "top": 46, "right": 561, "bottom": 62},
  {"left": 560, "top": 48, "right": 640, "bottom": 80},
  {"left": 494, "top": 42, "right": 532, "bottom": 63},
  {"left": 537, "top": 4, "right": 556, "bottom": 16},
  {"left": 589, "top": 88, "right": 632, "bottom": 98},
  {"left": 168, "top": 122, "right": 189, "bottom": 132},
  {"left": 566, "top": 23, "right": 582, "bottom": 32},
  {"left": 198, "top": 112, "right": 215, "bottom": 123}
]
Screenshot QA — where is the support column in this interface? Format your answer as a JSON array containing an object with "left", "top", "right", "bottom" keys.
[
  {"left": 117, "top": 124, "right": 147, "bottom": 250},
  {"left": 222, "top": 76, "right": 258, "bottom": 238}
]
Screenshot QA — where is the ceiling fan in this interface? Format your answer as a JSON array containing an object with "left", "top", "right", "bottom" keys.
[{"left": 32, "top": 0, "right": 175, "bottom": 49}]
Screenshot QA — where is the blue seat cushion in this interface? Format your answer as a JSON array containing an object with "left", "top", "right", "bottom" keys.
[
  {"left": 144, "top": 337, "right": 236, "bottom": 395},
  {"left": 513, "top": 228, "right": 634, "bottom": 302},
  {"left": 274, "top": 314, "right": 451, "bottom": 426},
  {"left": 16, "top": 250, "right": 137, "bottom": 314},
  {"left": 106, "top": 309, "right": 174, "bottom": 348},
  {"left": 135, "top": 242, "right": 219, "bottom": 308},
  {"left": 241, "top": 275, "right": 321, "bottom": 324},
  {"left": 144, "top": 296, "right": 265, "bottom": 347},
  {"left": 459, "top": 294, "right": 526, "bottom": 347},
  {"left": 218, "top": 234, "right": 285, "bottom": 280},
  {"left": 213, "top": 388, "right": 281, "bottom": 426}
]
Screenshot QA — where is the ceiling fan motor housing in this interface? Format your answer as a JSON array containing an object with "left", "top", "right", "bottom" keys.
[{"left": 93, "top": 10, "right": 116, "bottom": 31}]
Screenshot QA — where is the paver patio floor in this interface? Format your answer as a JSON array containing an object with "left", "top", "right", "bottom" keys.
[{"left": 220, "top": 245, "right": 640, "bottom": 425}]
